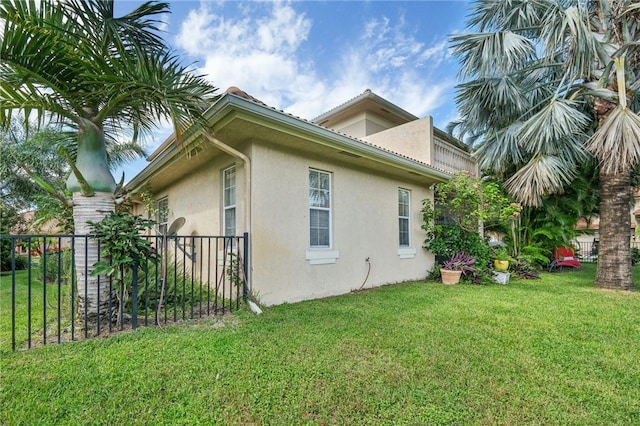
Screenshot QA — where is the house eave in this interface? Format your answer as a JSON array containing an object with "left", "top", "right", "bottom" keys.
[{"left": 127, "top": 93, "right": 452, "bottom": 190}]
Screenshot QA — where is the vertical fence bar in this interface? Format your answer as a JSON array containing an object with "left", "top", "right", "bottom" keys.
[
  {"left": 198, "top": 237, "right": 203, "bottom": 318},
  {"left": 144, "top": 247, "right": 149, "bottom": 327},
  {"left": 131, "top": 253, "right": 138, "bottom": 330},
  {"left": 207, "top": 237, "right": 212, "bottom": 316},
  {"left": 71, "top": 237, "right": 76, "bottom": 343},
  {"left": 98, "top": 239, "right": 103, "bottom": 335},
  {"left": 27, "top": 239, "right": 32, "bottom": 349},
  {"left": 243, "top": 232, "right": 249, "bottom": 302},
  {"left": 221, "top": 238, "right": 227, "bottom": 314},
  {"left": 173, "top": 242, "right": 177, "bottom": 322},
  {"left": 83, "top": 235, "right": 89, "bottom": 338},
  {"left": 181, "top": 236, "right": 186, "bottom": 320},
  {"left": 235, "top": 237, "right": 240, "bottom": 311},
  {"left": 190, "top": 237, "right": 195, "bottom": 320},
  {"left": 11, "top": 239, "right": 16, "bottom": 351},
  {"left": 119, "top": 272, "right": 124, "bottom": 332},
  {"left": 57, "top": 238, "right": 62, "bottom": 344},
  {"left": 42, "top": 246, "right": 47, "bottom": 346}
]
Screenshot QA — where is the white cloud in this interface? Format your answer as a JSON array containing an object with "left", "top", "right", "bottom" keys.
[{"left": 174, "top": 1, "right": 457, "bottom": 122}]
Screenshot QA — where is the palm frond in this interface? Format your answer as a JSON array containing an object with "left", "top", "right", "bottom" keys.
[
  {"left": 517, "top": 98, "right": 591, "bottom": 153},
  {"left": 467, "top": 0, "right": 551, "bottom": 33},
  {"left": 474, "top": 123, "right": 526, "bottom": 172},
  {"left": 450, "top": 31, "right": 536, "bottom": 79},
  {"left": 504, "top": 155, "right": 577, "bottom": 207},
  {"left": 587, "top": 106, "right": 640, "bottom": 174},
  {"left": 0, "top": 0, "right": 217, "bottom": 149},
  {"left": 455, "top": 76, "right": 531, "bottom": 129}
]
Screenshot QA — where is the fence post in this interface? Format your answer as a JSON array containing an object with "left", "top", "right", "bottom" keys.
[
  {"left": 243, "top": 232, "right": 249, "bottom": 301},
  {"left": 131, "top": 253, "right": 138, "bottom": 330}
]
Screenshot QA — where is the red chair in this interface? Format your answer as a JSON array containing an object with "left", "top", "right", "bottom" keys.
[{"left": 548, "top": 247, "right": 581, "bottom": 271}]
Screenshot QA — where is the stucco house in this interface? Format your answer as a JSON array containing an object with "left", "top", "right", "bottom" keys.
[{"left": 127, "top": 88, "right": 476, "bottom": 306}]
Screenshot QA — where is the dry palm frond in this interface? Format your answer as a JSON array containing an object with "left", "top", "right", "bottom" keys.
[{"left": 586, "top": 106, "right": 640, "bottom": 174}]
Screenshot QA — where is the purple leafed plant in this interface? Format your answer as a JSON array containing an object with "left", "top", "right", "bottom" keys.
[{"left": 442, "top": 252, "right": 477, "bottom": 278}]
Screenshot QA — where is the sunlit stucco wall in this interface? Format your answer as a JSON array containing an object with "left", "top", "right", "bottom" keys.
[{"left": 248, "top": 141, "right": 434, "bottom": 306}]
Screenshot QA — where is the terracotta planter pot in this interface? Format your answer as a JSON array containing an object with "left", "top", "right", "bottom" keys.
[{"left": 441, "top": 269, "right": 462, "bottom": 285}]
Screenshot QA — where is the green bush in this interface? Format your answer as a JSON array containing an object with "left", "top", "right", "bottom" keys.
[
  {"left": 38, "top": 249, "right": 73, "bottom": 284},
  {"left": 632, "top": 247, "right": 640, "bottom": 266},
  {"left": 1, "top": 237, "right": 28, "bottom": 271}
]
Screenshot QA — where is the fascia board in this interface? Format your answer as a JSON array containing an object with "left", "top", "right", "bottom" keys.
[{"left": 126, "top": 141, "right": 180, "bottom": 190}]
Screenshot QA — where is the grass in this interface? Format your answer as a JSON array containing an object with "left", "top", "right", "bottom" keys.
[
  {"left": 0, "top": 267, "right": 73, "bottom": 351},
  {"left": 2, "top": 264, "right": 640, "bottom": 425}
]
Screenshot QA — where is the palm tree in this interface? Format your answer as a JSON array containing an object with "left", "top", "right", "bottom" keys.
[
  {"left": 0, "top": 0, "right": 218, "bottom": 320},
  {"left": 449, "top": 0, "right": 640, "bottom": 290}
]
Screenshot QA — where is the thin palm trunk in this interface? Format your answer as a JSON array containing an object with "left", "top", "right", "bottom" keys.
[
  {"left": 595, "top": 167, "right": 633, "bottom": 290},
  {"left": 73, "top": 192, "right": 115, "bottom": 320},
  {"left": 70, "top": 118, "right": 117, "bottom": 322}
]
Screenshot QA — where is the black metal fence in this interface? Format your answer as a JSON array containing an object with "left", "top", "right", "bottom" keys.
[
  {"left": 572, "top": 240, "right": 600, "bottom": 263},
  {"left": 0, "top": 233, "right": 248, "bottom": 351},
  {"left": 569, "top": 240, "right": 640, "bottom": 263}
]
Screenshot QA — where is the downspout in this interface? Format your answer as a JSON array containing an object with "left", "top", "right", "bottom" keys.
[
  {"left": 199, "top": 132, "right": 253, "bottom": 299},
  {"left": 199, "top": 131, "right": 251, "bottom": 234}
]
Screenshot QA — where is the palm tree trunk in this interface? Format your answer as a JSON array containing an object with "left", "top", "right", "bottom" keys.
[
  {"left": 73, "top": 192, "right": 116, "bottom": 322},
  {"left": 68, "top": 117, "right": 118, "bottom": 322},
  {"left": 595, "top": 167, "right": 633, "bottom": 290}
]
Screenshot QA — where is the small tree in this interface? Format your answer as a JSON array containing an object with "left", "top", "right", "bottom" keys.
[
  {"left": 88, "top": 212, "right": 156, "bottom": 324},
  {"left": 422, "top": 172, "right": 520, "bottom": 268}
]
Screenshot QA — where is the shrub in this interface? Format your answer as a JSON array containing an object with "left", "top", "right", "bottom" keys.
[
  {"left": 39, "top": 249, "right": 73, "bottom": 284},
  {"left": 1, "top": 237, "right": 28, "bottom": 271}
]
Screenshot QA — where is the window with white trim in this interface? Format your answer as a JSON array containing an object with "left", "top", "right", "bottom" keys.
[
  {"left": 157, "top": 197, "right": 169, "bottom": 234},
  {"left": 398, "top": 188, "right": 410, "bottom": 247},
  {"left": 223, "top": 166, "right": 236, "bottom": 236},
  {"left": 309, "top": 169, "right": 331, "bottom": 248}
]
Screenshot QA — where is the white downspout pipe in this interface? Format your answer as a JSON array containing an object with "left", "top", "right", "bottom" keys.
[
  {"left": 199, "top": 132, "right": 253, "bottom": 297},
  {"left": 199, "top": 131, "right": 251, "bottom": 234}
]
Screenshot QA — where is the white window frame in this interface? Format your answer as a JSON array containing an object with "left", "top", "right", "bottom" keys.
[
  {"left": 398, "top": 188, "right": 410, "bottom": 247},
  {"left": 309, "top": 168, "right": 332, "bottom": 249},
  {"left": 223, "top": 165, "right": 236, "bottom": 237},
  {"left": 157, "top": 197, "right": 169, "bottom": 235}
]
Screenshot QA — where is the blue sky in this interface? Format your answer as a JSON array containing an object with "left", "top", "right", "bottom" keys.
[{"left": 114, "top": 0, "right": 471, "bottom": 181}]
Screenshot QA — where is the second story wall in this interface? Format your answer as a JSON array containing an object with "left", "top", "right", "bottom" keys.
[{"left": 362, "top": 117, "right": 433, "bottom": 166}]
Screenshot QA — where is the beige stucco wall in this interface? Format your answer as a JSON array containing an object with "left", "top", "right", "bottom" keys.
[
  {"left": 132, "top": 152, "right": 247, "bottom": 238},
  {"left": 363, "top": 117, "right": 432, "bottom": 165},
  {"left": 248, "top": 141, "right": 434, "bottom": 305},
  {"left": 132, "top": 138, "right": 436, "bottom": 307},
  {"left": 331, "top": 111, "right": 399, "bottom": 138}
]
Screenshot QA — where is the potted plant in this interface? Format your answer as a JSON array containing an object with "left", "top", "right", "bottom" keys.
[
  {"left": 492, "top": 246, "right": 511, "bottom": 272},
  {"left": 490, "top": 246, "right": 512, "bottom": 284},
  {"left": 441, "top": 252, "right": 477, "bottom": 285}
]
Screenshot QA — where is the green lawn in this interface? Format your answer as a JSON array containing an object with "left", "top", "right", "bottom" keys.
[
  {"left": 0, "top": 267, "right": 73, "bottom": 352},
  {"left": 2, "top": 264, "right": 640, "bottom": 425}
]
